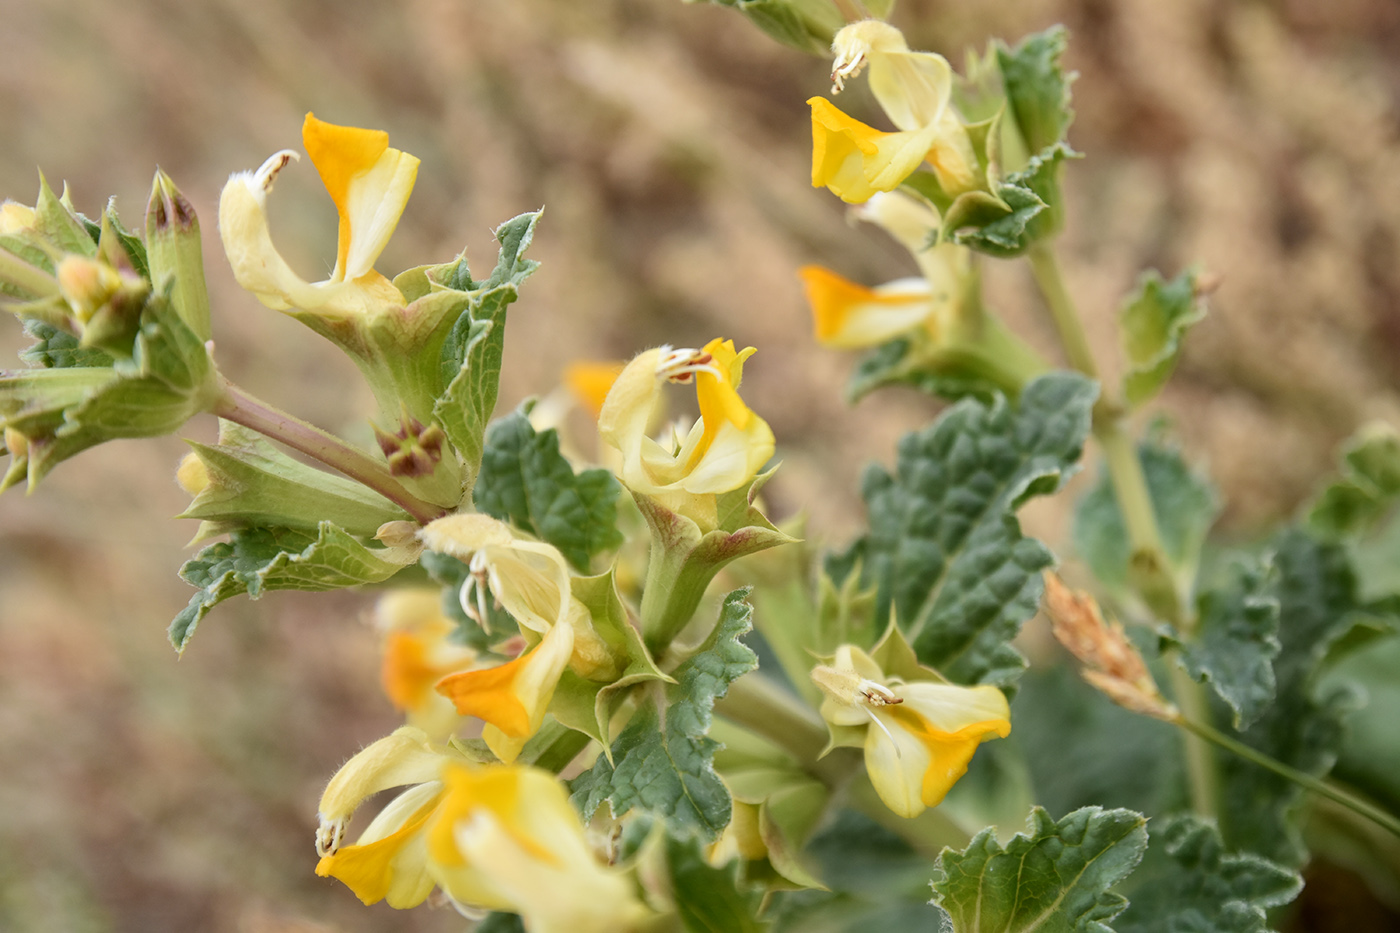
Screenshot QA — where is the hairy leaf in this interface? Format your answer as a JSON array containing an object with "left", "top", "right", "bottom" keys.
[
  {"left": 1116, "top": 816, "right": 1301, "bottom": 933},
  {"left": 168, "top": 521, "right": 417, "bottom": 651},
  {"left": 833, "top": 372, "right": 1096, "bottom": 685},
  {"left": 1172, "top": 556, "right": 1281, "bottom": 729},
  {"left": 434, "top": 210, "right": 541, "bottom": 491},
  {"left": 931, "top": 806, "right": 1148, "bottom": 933},
  {"left": 572, "top": 590, "right": 758, "bottom": 839},
  {"left": 997, "top": 26, "right": 1076, "bottom": 158},
  {"left": 1308, "top": 423, "right": 1400, "bottom": 538},
  {"left": 949, "top": 176, "right": 1048, "bottom": 257},
  {"left": 19, "top": 319, "right": 114, "bottom": 369},
  {"left": 1119, "top": 270, "right": 1206, "bottom": 408},
  {"left": 180, "top": 421, "right": 409, "bottom": 538},
  {"left": 474, "top": 408, "right": 623, "bottom": 571},
  {"left": 1216, "top": 529, "right": 1366, "bottom": 865}
]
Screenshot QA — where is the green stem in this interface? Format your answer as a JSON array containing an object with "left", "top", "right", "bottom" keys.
[
  {"left": 847, "top": 775, "right": 973, "bottom": 858},
  {"left": 1027, "top": 239, "right": 1217, "bottom": 816},
  {"left": 1176, "top": 715, "right": 1400, "bottom": 841},
  {"left": 1028, "top": 242, "right": 1098, "bottom": 380},
  {"left": 1168, "top": 664, "right": 1219, "bottom": 817},
  {"left": 212, "top": 376, "right": 443, "bottom": 525}
]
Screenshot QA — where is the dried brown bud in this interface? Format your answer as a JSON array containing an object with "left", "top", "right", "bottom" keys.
[{"left": 1042, "top": 572, "right": 1177, "bottom": 721}]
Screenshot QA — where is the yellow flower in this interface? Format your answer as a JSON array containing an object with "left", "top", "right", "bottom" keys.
[
  {"left": 597, "top": 339, "right": 774, "bottom": 524},
  {"left": 427, "top": 763, "right": 649, "bottom": 932},
  {"left": 800, "top": 191, "right": 971, "bottom": 348},
  {"left": 563, "top": 361, "right": 626, "bottom": 419},
  {"left": 218, "top": 112, "right": 419, "bottom": 319},
  {"left": 810, "top": 21, "right": 978, "bottom": 203},
  {"left": 375, "top": 589, "right": 480, "bottom": 739},
  {"left": 419, "top": 514, "right": 615, "bottom": 762},
  {"left": 315, "top": 735, "right": 648, "bottom": 929},
  {"left": 812, "top": 645, "right": 1010, "bottom": 818}
]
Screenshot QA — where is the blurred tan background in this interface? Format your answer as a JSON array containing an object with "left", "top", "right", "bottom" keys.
[{"left": 1, "top": 0, "right": 1398, "bottom": 929}]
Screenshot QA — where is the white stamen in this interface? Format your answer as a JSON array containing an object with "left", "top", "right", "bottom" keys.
[
  {"left": 656, "top": 346, "right": 722, "bottom": 383},
  {"left": 863, "top": 707, "right": 901, "bottom": 758},
  {"left": 316, "top": 817, "right": 346, "bottom": 858}
]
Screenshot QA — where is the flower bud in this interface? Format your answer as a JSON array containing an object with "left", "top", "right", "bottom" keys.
[{"left": 146, "top": 170, "right": 212, "bottom": 341}]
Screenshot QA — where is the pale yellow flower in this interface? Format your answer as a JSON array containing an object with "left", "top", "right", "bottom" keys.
[
  {"left": 315, "top": 737, "right": 649, "bottom": 929},
  {"left": 218, "top": 112, "right": 419, "bottom": 319},
  {"left": 810, "top": 21, "right": 978, "bottom": 203},
  {"left": 812, "top": 645, "right": 1010, "bottom": 818},
  {"left": 418, "top": 514, "right": 615, "bottom": 762},
  {"left": 598, "top": 339, "right": 774, "bottom": 524},
  {"left": 375, "top": 589, "right": 480, "bottom": 739},
  {"left": 800, "top": 191, "right": 971, "bottom": 348}
]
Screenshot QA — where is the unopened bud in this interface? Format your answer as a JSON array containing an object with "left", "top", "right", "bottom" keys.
[
  {"left": 176, "top": 451, "right": 210, "bottom": 496},
  {"left": 1043, "top": 572, "right": 1177, "bottom": 721},
  {"left": 56, "top": 255, "right": 121, "bottom": 323},
  {"left": 0, "top": 200, "right": 35, "bottom": 235},
  {"left": 147, "top": 170, "right": 211, "bottom": 340}
]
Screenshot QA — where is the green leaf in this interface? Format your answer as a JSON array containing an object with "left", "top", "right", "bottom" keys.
[
  {"left": 179, "top": 420, "right": 410, "bottom": 538},
  {"left": 1013, "top": 665, "right": 1185, "bottom": 819},
  {"left": 2, "top": 292, "right": 216, "bottom": 489},
  {"left": 1172, "top": 554, "right": 1281, "bottom": 729},
  {"left": 1072, "top": 438, "right": 1219, "bottom": 596},
  {"left": 19, "top": 319, "right": 114, "bottom": 369},
  {"left": 668, "top": 833, "right": 768, "bottom": 933},
  {"left": 1216, "top": 529, "right": 1367, "bottom": 866},
  {"left": 572, "top": 589, "right": 758, "bottom": 839},
  {"left": 33, "top": 175, "right": 98, "bottom": 259},
  {"left": 833, "top": 372, "right": 1096, "bottom": 685},
  {"left": 949, "top": 177, "right": 1048, "bottom": 257},
  {"left": 473, "top": 407, "right": 623, "bottom": 571},
  {"left": 168, "top": 521, "right": 417, "bottom": 651},
  {"left": 1119, "top": 270, "right": 1207, "bottom": 408},
  {"left": 930, "top": 806, "right": 1148, "bottom": 933},
  {"left": 1308, "top": 423, "right": 1400, "bottom": 538},
  {"left": 1115, "top": 816, "right": 1301, "bottom": 933},
  {"left": 996, "top": 26, "right": 1076, "bottom": 159},
  {"left": 434, "top": 210, "right": 541, "bottom": 491}
]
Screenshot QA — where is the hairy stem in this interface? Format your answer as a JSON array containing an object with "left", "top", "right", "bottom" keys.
[
  {"left": 1027, "top": 239, "right": 1216, "bottom": 815},
  {"left": 1177, "top": 715, "right": 1400, "bottom": 840},
  {"left": 212, "top": 376, "right": 443, "bottom": 525}
]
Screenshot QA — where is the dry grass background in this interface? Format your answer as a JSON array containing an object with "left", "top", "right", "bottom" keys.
[{"left": 1, "top": 0, "right": 1398, "bottom": 929}]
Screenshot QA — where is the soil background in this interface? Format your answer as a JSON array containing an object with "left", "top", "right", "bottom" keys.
[{"left": 2, "top": 0, "right": 1398, "bottom": 930}]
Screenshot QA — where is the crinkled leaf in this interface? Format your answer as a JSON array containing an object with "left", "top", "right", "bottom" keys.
[
  {"left": 1308, "top": 423, "right": 1400, "bottom": 538},
  {"left": 474, "top": 407, "right": 623, "bottom": 571},
  {"left": 1216, "top": 529, "right": 1367, "bottom": 866},
  {"left": 831, "top": 372, "right": 1096, "bottom": 685},
  {"left": 434, "top": 210, "right": 541, "bottom": 490},
  {"left": 668, "top": 833, "right": 768, "bottom": 933},
  {"left": 949, "top": 178, "right": 1048, "bottom": 257},
  {"left": 572, "top": 589, "right": 758, "bottom": 839},
  {"left": 1073, "top": 438, "right": 1219, "bottom": 596},
  {"left": 1119, "top": 270, "right": 1207, "bottom": 408},
  {"left": 19, "top": 319, "right": 114, "bottom": 369},
  {"left": 1170, "top": 556, "right": 1281, "bottom": 729},
  {"left": 168, "top": 521, "right": 417, "bottom": 652},
  {"left": 847, "top": 335, "right": 1007, "bottom": 405},
  {"left": 1115, "top": 816, "right": 1301, "bottom": 933},
  {"left": 930, "top": 806, "right": 1148, "bottom": 933},
  {"left": 996, "top": 26, "right": 1076, "bottom": 159},
  {"left": 179, "top": 420, "right": 409, "bottom": 538}
]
